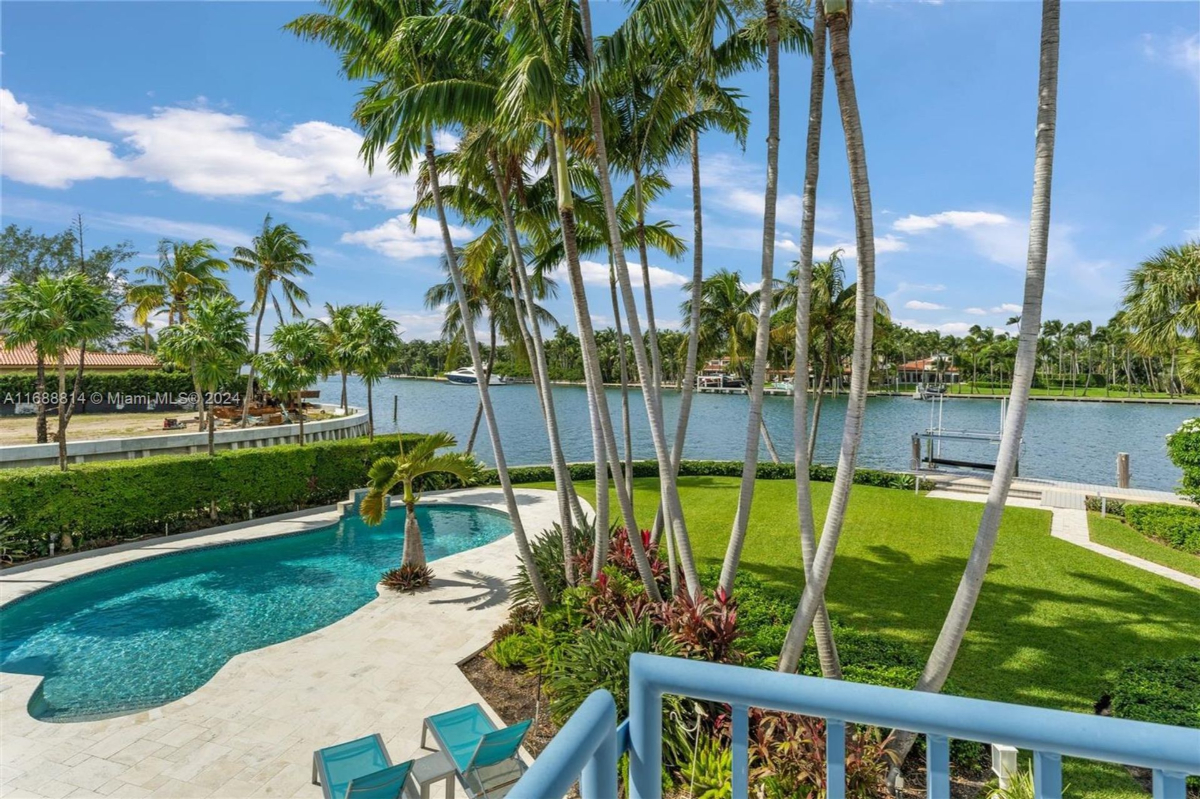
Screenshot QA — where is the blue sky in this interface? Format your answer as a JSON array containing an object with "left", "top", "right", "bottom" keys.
[{"left": 2, "top": 0, "right": 1197, "bottom": 343}]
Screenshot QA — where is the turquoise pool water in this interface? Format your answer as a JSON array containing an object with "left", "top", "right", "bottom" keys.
[{"left": 0, "top": 505, "right": 511, "bottom": 722}]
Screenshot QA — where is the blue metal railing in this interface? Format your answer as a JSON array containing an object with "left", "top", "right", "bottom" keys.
[{"left": 512, "top": 653, "right": 1200, "bottom": 799}]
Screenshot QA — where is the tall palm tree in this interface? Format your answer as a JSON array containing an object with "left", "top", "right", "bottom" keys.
[
  {"left": 289, "top": 0, "right": 554, "bottom": 606},
  {"left": 777, "top": 0, "right": 880, "bottom": 673},
  {"left": 157, "top": 294, "right": 250, "bottom": 456},
  {"left": 1122, "top": 241, "right": 1200, "bottom": 353},
  {"left": 231, "top": 216, "right": 314, "bottom": 425},
  {"left": 360, "top": 431, "right": 479, "bottom": 579},
  {"left": 889, "top": 0, "right": 1062, "bottom": 772},
  {"left": 577, "top": 0, "right": 700, "bottom": 598},
  {"left": 784, "top": 0, "right": 841, "bottom": 680},
  {"left": 322, "top": 303, "right": 359, "bottom": 414}
]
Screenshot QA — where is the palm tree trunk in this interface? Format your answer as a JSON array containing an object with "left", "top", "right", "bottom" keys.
[
  {"left": 296, "top": 390, "right": 305, "bottom": 445},
  {"left": 242, "top": 300, "right": 268, "bottom": 427},
  {"left": 207, "top": 386, "right": 216, "bottom": 456},
  {"left": 589, "top": 359, "right": 611, "bottom": 581},
  {"left": 652, "top": 125, "right": 705, "bottom": 546},
  {"left": 889, "top": 0, "right": 1059, "bottom": 772},
  {"left": 760, "top": 418, "right": 781, "bottom": 465},
  {"left": 546, "top": 127, "right": 659, "bottom": 597},
  {"left": 611, "top": 268, "right": 634, "bottom": 502},
  {"left": 579, "top": 0, "right": 699, "bottom": 598},
  {"left": 341, "top": 371, "right": 349, "bottom": 414},
  {"left": 61, "top": 344, "right": 87, "bottom": 428},
  {"left": 807, "top": 358, "right": 829, "bottom": 462},
  {"left": 35, "top": 353, "right": 48, "bottom": 444},
  {"left": 402, "top": 498, "right": 426, "bottom": 568},
  {"left": 490, "top": 151, "right": 587, "bottom": 546},
  {"left": 779, "top": 0, "right": 840, "bottom": 679},
  {"left": 367, "top": 379, "right": 375, "bottom": 441},
  {"left": 633, "top": 168, "right": 665, "bottom": 398},
  {"left": 719, "top": 0, "right": 780, "bottom": 594},
  {"left": 56, "top": 353, "right": 68, "bottom": 472},
  {"left": 466, "top": 322, "right": 498, "bottom": 455},
  {"left": 425, "top": 139, "right": 552, "bottom": 607},
  {"left": 778, "top": 2, "right": 879, "bottom": 672}
]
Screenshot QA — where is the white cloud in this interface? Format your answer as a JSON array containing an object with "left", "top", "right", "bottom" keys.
[
  {"left": 0, "top": 196, "right": 249, "bottom": 248},
  {"left": 905, "top": 300, "right": 946, "bottom": 311},
  {"left": 1141, "top": 31, "right": 1200, "bottom": 87},
  {"left": 0, "top": 91, "right": 416, "bottom": 207},
  {"left": 1144, "top": 223, "right": 1168, "bottom": 240},
  {"left": 341, "top": 216, "right": 473, "bottom": 260},
  {"left": 387, "top": 309, "right": 447, "bottom": 340},
  {"left": 0, "top": 89, "right": 127, "bottom": 187},
  {"left": 570, "top": 260, "right": 687, "bottom": 289},
  {"left": 893, "top": 210, "right": 1011, "bottom": 233},
  {"left": 895, "top": 319, "right": 975, "bottom": 336},
  {"left": 790, "top": 234, "right": 908, "bottom": 261},
  {"left": 964, "top": 307, "right": 988, "bottom": 316},
  {"left": 992, "top": 303, "right": 1022, "bottom": 314},
  {"left": 434, "top": 131, "right": 461, "bottom": 152}
]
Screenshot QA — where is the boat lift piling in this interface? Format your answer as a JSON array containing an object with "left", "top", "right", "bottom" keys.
[{"left": 911, "top": 395, "right": 1021, "bottom": 476}]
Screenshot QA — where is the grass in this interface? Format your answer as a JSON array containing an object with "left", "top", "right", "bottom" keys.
[
  {"left": 1088, "top": 511, "right": 1200, "bottom": 579},
  {"left": 941, "top": 383, "right": 1195, "bottom": 400},
  {"left": 533, "top": 476, "right": 1200, "bottom": 798}
]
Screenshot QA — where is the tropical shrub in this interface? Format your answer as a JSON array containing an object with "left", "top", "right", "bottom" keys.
[
  {"left": 1125, "top": 503, "right": 1200, "bottom": 554},
  {"left": 1083, "top": 495, "right": 1126, "bottom": 517},
  {"left": 510, "top": 521, "right": 593, "bottom": 609},
  {"left": 1167, "top": 418, "right": 1200, "bottom": 503},
  {"left": 379, "top": 564, "right": 433, "bottom": 591},
  {"left": 655, "top": 587, "right": 744, "bottom": 664},
  {"left": 677, "top": 735, "right": 733, "bottom": 799},
  {"left": 547, "top": 614, "right": 679, "bottom": 723}
]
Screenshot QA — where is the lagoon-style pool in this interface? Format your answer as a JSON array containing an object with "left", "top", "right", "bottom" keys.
[{"left": 0, "top": 505, "right": 511, "bottom": 722}]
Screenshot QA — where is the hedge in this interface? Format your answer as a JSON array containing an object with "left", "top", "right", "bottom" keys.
[
  {"left": 1125, "top": 503, "right": 1200, "bottom": 555},
  {"left": 1109, "top": 652, "right": 1200, "bottom": 729},
  {"left": 0, "top": 369, "right": 197, "bottom": 399},
  {"left": 0, "top": 435, "right": 426, "bottom": 560},
  {"left": 487, "top": 459, "right": 931, "bottom": 492}
]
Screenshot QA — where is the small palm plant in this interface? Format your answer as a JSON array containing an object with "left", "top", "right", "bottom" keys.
[{"left": 359, "top": 432, "right": 479, "bottom": 590}]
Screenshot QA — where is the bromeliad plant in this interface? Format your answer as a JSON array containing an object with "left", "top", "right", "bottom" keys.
[{"left": 359, "top": 432, "right": 481, "bottom": 589}]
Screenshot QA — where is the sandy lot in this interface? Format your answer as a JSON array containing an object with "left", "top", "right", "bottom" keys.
[{"left": 0, "top": 411, "right": 201, "bottom": 445}]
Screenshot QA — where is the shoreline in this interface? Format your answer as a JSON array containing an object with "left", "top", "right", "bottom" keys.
[{"left": 385, "top": 375, "right": 1200, "bottom": 406}]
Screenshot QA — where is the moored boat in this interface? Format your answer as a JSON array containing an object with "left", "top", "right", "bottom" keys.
[{"left": 444, "top": 366, "right": 504, "bottom": 386}]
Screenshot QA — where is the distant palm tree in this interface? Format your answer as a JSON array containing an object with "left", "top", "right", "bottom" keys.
[
  {"left": 321, "top": 303, "right": 358, "bottom": 414},
  {"left": 350, "top": 303, "right": 402, "bottom": 440},
  {"left": 230, "top": 215, "right": 313, "bottom": 425},
  {"left": 158, "top": 294, "right": 249, "bottom": 456},
  {"left": 360, "top": 431, "right": 479, "bottom": 582},
  {"left": 254, "top": 321, "right": 332, "bottom": 446}
]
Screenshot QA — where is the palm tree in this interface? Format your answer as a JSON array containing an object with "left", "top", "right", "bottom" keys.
[
  {"left": 682, "top": 270, "right": 758, "bottom": 372},
  {"left": 577, "top": 0, "right": 699, "bottom": 599},
  {"left": 230, "top": 215, "right": 314, "bottom": 425},
  {"left": 777, "top": 0, "right": 880, "bottom": 674},
  {"left": 350, "top": 303, "right": 402, "bottom": 440},
  {"left": 889, "top": 0, "right": 1062, "bottom": 772},
  {"left": 360, "top": 431, "right": 479, "bottom": 582},
  {"left": 321, "top": 303, "right": 359, "bottom": 415},
  {"left": 289, "top": 0, "right": 554, "bottom": 606},
  {"left": 1122, "top": 241, "right": 1200, "bottom": 357},
  {"left": 0, "top": 272, "right": 115, "bottom": 475},
  {"left": 783, "top": 0, "right": 841, "bottom": 680},
  {"left": 157, "top": 294, "right": 250, "bottom": 456},
  {"left": 254, "top": 321, "right": 333, "bottom": 446}
]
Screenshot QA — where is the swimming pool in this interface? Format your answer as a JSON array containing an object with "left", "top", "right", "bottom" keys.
[{"left": 0, "top": 505, "right": 512, "bottom": 722}]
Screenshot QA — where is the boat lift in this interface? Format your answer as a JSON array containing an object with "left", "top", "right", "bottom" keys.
[{"left": 911, "top": 395, "right": 1022, "bottom": 474}]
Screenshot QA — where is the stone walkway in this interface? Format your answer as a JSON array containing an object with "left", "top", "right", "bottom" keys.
[
  {"left": 926, "top": 489, "right": 1200, "bottom": 591},
  {"left": 0, "top": 488, "right": 567, "bottom": 799}
]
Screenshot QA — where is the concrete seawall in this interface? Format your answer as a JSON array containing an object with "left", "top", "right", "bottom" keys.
[{"left": 0, "top": 405, "right": 370, "bottom": 469}]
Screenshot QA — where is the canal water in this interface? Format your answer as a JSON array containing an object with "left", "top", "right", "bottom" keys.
[{"left": 316, "top": 376, "right": 1195, "bottom": 492}]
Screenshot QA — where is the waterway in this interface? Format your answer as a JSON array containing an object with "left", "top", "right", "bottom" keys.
[{"left": 316, "top": 376, "right": 1196, "bottom": 492}]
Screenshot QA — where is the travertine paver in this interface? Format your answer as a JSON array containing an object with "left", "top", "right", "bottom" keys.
[
  {"left": 1, "top": 488, "right": 568, "bottom": 799},
  {"left": 926, "top": 489, "right": 1200, "bottom": 591}
]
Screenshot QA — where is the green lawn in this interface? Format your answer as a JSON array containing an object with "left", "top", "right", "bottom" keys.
[
  {"left": 1089, "top": 511, "right": 1200, "bottom": 579},
  {"left": 942, "top": 383, "right": 1195, "bottom": 400},
  {"left": 532, "top": 476, "right": 1200, "bottom": 797}
]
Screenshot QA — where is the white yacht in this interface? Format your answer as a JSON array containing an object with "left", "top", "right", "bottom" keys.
[{"left": 444, "top": 366, "right": 504, "bottom": 386}]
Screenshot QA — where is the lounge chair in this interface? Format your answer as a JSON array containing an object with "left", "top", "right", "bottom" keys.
[
  {"left": 312, "top": 734, "right": 419, "bottom": 799},
  {"left": 421, "top": 704, "right": 531, "bottom": 799}
]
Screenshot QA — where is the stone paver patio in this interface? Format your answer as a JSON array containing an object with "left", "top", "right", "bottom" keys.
[{"left": 0, "top": 488, "right": 566, "bottom": 799}]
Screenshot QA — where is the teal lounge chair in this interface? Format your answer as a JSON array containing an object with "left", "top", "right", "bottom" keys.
[
  {"left": 421, "top": 704, "right": 531, "bottom": 798},
  {"left": 312, "top": 734, "right": 419, "bottom": 799}
]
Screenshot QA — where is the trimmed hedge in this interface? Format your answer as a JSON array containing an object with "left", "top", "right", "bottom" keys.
[
  {"left": 488, "top": 459, "right": 931, "bottom": 492},
  {"left": 0, "top": 435, "right": 426, "bottom": 559},
  {"left": 0, "top": 369, "right": 196, "bottom": 399},
  {"left": 1125, "top": 503, "right": 1200, "bottom": 555}
]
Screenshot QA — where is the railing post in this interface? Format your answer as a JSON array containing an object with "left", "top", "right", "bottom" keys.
[
  {"left": 926, "top": 734, "right": 949, "bottom": 799},
  {"left": 826, "top": 719, "right": 846, "bottom": 799},
  {"left": 1033, "top": 751, "right": 1062, "bottom": 799},
  {"left": 1152, "top": 769, "right": 1187, "bottom": 799},
  {"left": 629, "top": 660, "right": 662, "bottom": 799},
  {"left": 731, "top": 704, "right": 749, "bottom": 799},
  {"left": 580, "top": 719, "right": 617, "bottom": 799}
]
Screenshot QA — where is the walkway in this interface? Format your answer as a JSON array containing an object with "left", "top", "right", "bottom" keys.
[
  {"left": 0, "top": 487, "right": 566, "bottom": 799},
  {"left": 926, "top": 489, "right": 1200, "bottom": 591}
]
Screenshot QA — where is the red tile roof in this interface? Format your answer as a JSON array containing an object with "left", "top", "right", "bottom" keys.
[
  {"left": 900, "top": 358, "right": 958, "bottom": 372},
  {"left": 0, "top": 341, "right": 159, "bottom": 369}
]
